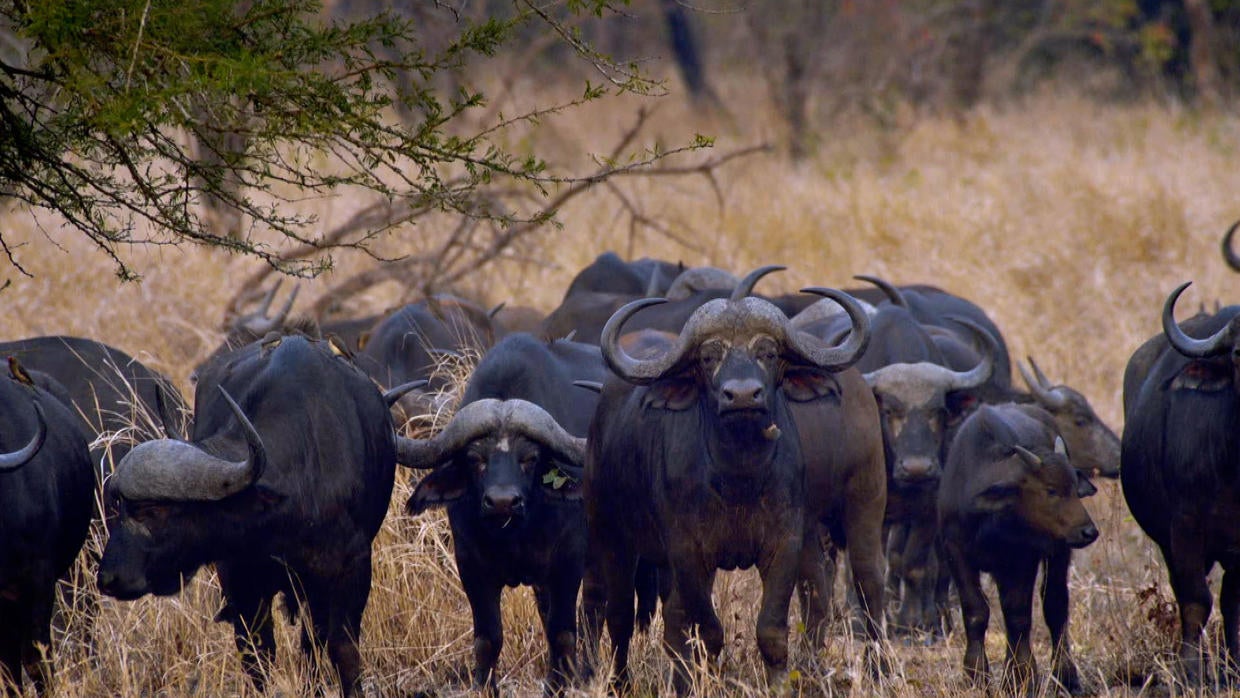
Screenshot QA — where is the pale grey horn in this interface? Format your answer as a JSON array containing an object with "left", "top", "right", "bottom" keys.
[
  {"left": 854, "top": 275, "right": 909, "bottom": 308},
  {"left": 730, "top": 265, "right": 785, "bottom": 302},
  {"left": 792, "top": 288, "right": 872, "bottom": 370},
  {"left": 1019, "top": 357, "right": 1067, "bottom": 410},
  {"left": 1163, "top": 282, "right": 1234, "bottom": 358},
  {"left": 241, "top": 283, "right": 300, "bottom": 335},
  {"left": 1013, "top": 445, "right": 1043, "bottom": 468},
  {"left": 665, "top": 267, "right": 740, "bottom": 301},
  {"left": 111, "top": 387, "right": 266, "bottom": 502},
  {"left": 395, "top": 399, "right": 505, "bottom": 469},
  {"left": 501, "top": 399, "right": 587, "bottom": 467},
  {"left": 1223, "top": 220, "right": 1240, "bottom": 272},
  {"left": 0, "top": 401, "right": 47, "bottom": 472},
  {"left": 601, "top": 297, "right": 690, "bottom": 384},
  {"left": 941, "top": 316, "right": 996, "bottom": 391}
]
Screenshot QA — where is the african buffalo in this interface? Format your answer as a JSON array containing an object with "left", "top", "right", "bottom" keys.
[
  {"left": 0, "top": 361, "right": 95, "bottom": 697},
  {"left": 1122, "top": 282, "right": 1240, "bottom": 683},
  {"left": 402, "top": 398, "right": 589, "bottom": 695},
  {"left": 1016, "top": 358, "right": 1120, "bottom": 479},
  {"left": 356, "top": 295, "right": 499, "bottom": 413},
  {"left": 0, "top": 336, "right": 184, "bottom": 469},
  {"left": 97, "top": 336, "right": 396, "bottom": 697},
  {"left": 939, "top": 403, "right": 1099, "bottom": 695},
  {"left": 562, "top": 252, "right": 683, "bottom": 299},
  {"left": 584, "top": 267, "right": 884, "bottom": 692}
]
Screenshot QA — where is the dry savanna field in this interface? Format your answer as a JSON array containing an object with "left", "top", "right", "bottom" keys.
[{"left": 2, "top": 81, "right": 1240, "bottom": 697}]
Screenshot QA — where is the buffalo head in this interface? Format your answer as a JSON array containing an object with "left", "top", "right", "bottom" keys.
[
  {"left": 403, "top": 399, "right": 587, "bottom": 524},
  {"left": 98, "top": 387, "right": 267, "bottom": 599},
  {"left": 601, "top": 266, "right": 870, "bottom": 453},
  {"left": 1018, "top": 357, "right": 1120, "bottom": 478},
  {"left": 864, "top": 318, "right": 994, "bottom": 485}
]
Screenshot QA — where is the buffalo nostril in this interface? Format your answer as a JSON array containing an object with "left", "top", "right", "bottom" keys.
[{"left": 721, "top": 379, "right": 765, "bottom": 408}]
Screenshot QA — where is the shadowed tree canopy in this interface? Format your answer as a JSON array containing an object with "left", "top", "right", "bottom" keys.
[{"left": 0, "top": 0, "right": 689, "bottom": 280}]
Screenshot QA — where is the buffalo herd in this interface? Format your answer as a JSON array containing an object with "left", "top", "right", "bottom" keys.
[{"left": 5, "top": 229, "right": 1240, "bottom": 697}]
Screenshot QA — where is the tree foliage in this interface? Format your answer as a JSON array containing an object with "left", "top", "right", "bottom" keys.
[{"left": 0, "top": 0, "right": 680, "bottom": 280}]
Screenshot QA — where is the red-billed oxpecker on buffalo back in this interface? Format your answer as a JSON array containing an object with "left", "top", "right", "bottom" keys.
[
  {"left": 0, "top": 360, "right": 95, "bottom": 697},
  {"left": 400, "top": 398, "right": 588, "bottom": 696},
  {"left": 939, "top": 404, "right": 1099, "bottom": 696},
  {"left": 1122, "top": 282, "right": 1240, "bottom": 684},
  {"left": 96, "top": 336, "right": 397, "bottom": 698},
  {"left": 583, "top": 266, "right": 887, "bottom": 693}
]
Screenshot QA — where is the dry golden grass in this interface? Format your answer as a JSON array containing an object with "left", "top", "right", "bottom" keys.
[{"left": 3, "top": 82, "right": 1240, "bottom": 697}]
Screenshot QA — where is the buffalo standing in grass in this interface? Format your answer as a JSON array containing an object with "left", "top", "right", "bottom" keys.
[
  {"left": 402, "top": 398, "right": 589, "bottom": 695},
  {"left": 1122, "top": 282, "right": 1240, "bottom": 683},
  {"left": 939, "top": 404, "right": 1098, "bottom": 695},
  {"left": 584, "top": 266, "right": 884, "bottom": 692},
  {"left": 0, "top": 361, "right": 95, "bottom": 697},
  {"left": 97, "top": 336, "right": 396, "bottom": 698}
]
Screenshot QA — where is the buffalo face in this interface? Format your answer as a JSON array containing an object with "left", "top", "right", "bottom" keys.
[
  {"left": 1019, "top": 358, "right": 1121, "bottom": 478},
  {"left": 976, "top": 438, "right": 1099, "bottom": 549},
  {"left": 98, "top": 492, "right": 216, "bottom": 599}
]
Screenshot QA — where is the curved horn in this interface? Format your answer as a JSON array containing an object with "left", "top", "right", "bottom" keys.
[
  {"left": 487, "top": 302, "right": 506, "bottom": 319},
  {"left": 0, "top": 400, "right": 47, "bottom": 472},
  {"left": 1018, "top": 357, "right": 1067, "bottom": 410},
  {"left": 730, "top": 265, "right": 786, "bottom": 302},
  {"left": 383, "top": 379, "right": 430, "bottom": 408},
  {"left": 601, "top": 297, "right": 691, "bottom": 384},
  {"left": 395, "top": 399, "right": 505, "bottom": 469},
  {"left": 853, "top": 275, "right": 909, "bottom": 308},
  {"left": 111, "top": 387, "right": 265, "bottom": 502},
  {"left": 239, "top": 283, "right": 300, "bottom": 336},
  {"left": 1013, "top": 444, "right": 1043, "bottom": 468},
  {"left": 572, "top": 380, "right": 604, "bottom": 394},
  {"left": 793, "top": 288, "right": 872, "bottom": 370},
  {"left": 941, "top": 316, "right": 996, "bottom": 391},
  {"left": 1163, "top": 282, "right": 1234, "bottom": 358},
  {"left": 501, "top": 400, "right": 588, "bottom": 467},
  {"left": 665, "top": 267, "right": 741, "bottom": 301},
  {"left": 1223, "top": 220, "right": 1240, "bottom": 272}
]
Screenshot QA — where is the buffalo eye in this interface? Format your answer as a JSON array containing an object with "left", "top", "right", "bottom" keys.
[
  {"left": 752, "top": 338, "right": 778, "bottom": 364},
  {"left": 699, "top": 343, "right": 724, "bottom": 371},
  {"left": 1073, "top": 415, "right": 1092, "bottom": 428},
  {"left": 466, "top": 451, "right": 486, "bottom": 473},
  {"left": 1045, "top": 487, "right": 1062, "bottom": 499},
  {"left": 519, "top": 451, "right": 539, "bottom": 473}
]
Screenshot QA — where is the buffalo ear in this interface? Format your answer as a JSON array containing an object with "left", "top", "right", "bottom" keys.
[
  {"left": 974, "top": 480, "right": 1020, "bottom": 512},
  {"left": 782, "top": 368, "right": 840, "bottom": 403},
  {"left": 1075, "top": 472, "right": 1098, "bottom": 498},
  {"left": 946, "top": 390, "right": 980, "bottom": 422},
  {"left": 406, "top": 467, "right": 469, "bottom": 516},
  {"left": 643, "top": 378, "right": 698, "bottom": 411}
]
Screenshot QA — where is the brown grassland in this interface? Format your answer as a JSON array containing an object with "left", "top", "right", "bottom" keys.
[{"left": 2, "top": 78, "right": 1240, "bottom": 697}]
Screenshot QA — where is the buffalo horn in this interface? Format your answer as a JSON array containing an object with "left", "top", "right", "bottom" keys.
[
  {"left": 792, "top": 288, "right": 872, "bottom": 370},
  {"left": 240, "top": 283, "right": 300, "bottom": 336},
  {"left": 572, "top": 380, "right": 604, "bottom": 394},
  {"left": 111, "top": 387, "right": 266, "bottom": 502},
  {"left": 395, "top": 399, "right": 586, "bottom": 469},
  {"left": 1223, "top": 220, "right": 1240, "bottom": 273},
  {"left": 1018, "top": 357, "right": 1067, "bottom": 410},
  {"left": 0, "top": 401, "right": 47, "bottom": 472},
  {"left": 1163, "top": 282, "right": 1234, "bottom": 358},
  {"left": 384, "top": 380, "right": 430, "bottom": 408},
  {"left": 863, "top": 317, "right": 994, "bottom": 391},
  {"left": 1013, "top": 444, "right": 1042, "bottom": 468},
  {"left": 729, "top": 265, "right": 786, "bottom": 302},
  {"left": 600, "top": 297, "right": 683, "bottom": 384},
  {"left": 665, "top": 267, "right": 741, "bottom": 301},
  {"left": 854, "top": 275, "right": 909, "bottom": 308}
]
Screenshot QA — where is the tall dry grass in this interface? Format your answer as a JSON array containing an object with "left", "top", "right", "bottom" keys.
[{"left": 2, "top": 82, "right": 1239, "bottom": 696}]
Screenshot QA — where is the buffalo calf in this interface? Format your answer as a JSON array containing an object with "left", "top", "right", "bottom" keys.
[{"left": 939, "top": 404, "right": 1098, "bottom": 695}]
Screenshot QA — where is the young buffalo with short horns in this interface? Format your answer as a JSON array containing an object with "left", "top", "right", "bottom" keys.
[
  {"left": 402, "top": 398, "right": 588, "bottom": 696},
  {"left": 939, "top": 404, "right": 1099, "bottom": 695},
  {"left": 583, "top": 266, "right": 886, "bottom": 693}
]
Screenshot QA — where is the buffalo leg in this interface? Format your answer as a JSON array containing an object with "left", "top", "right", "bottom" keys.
[
  {"left": 893, "top": 519, "right": 938, "bottom": 638},
  {"left": 796, "top": 525, "right": 832, "bottom": 647},
  {"left": 598, "top": 548, "right": 638, "bottom": 693},
  {"left": 1164, "top": 531, "right": 1212, "bottom": 684},
  {"left": 0, "top": 604, "right": 24, "bottom": 697},
  {"left": 634, "top": 559, "right": 662, "bottom": 634},
  {"left": 884, "top": 521, "right": 908, "bottom": 623},
  {"left": 20, "top": 588, "right": 56, "bottom": 696},
  {"left": 943, "top": 539, "right": 989, "bottom": 687},
  {"left": 1221, "top": 567, "right": 1240, "bottom": 681},
  {"left": 578, "top": 563, "right": 606, "bottom": 683},
  {"left": 534, "top": 572, "right": 580, "bottom": 696},
  {"left": 1042, "top": 548, "right": 1082, "bottom": 695},
  {"left": 664, "top": 563, "right": 722, "bottom": 695},
  {"left": 845, "top": 496, "right": 887, "bottom": 674},
  {"left": 459, "top": 558, "right": 505, "bottom": 696},
  {"left": 996, "top": 562, "right": 1039, "bottom": 697},
  {"left": 757, "top": 540, "right": 801, "bottom": 689},
  {"left": 303, "top": 565, "right": 370, "bottom": 698},
  {"left": 218, "top": 582, "right": 277, "bottom": 693}
]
